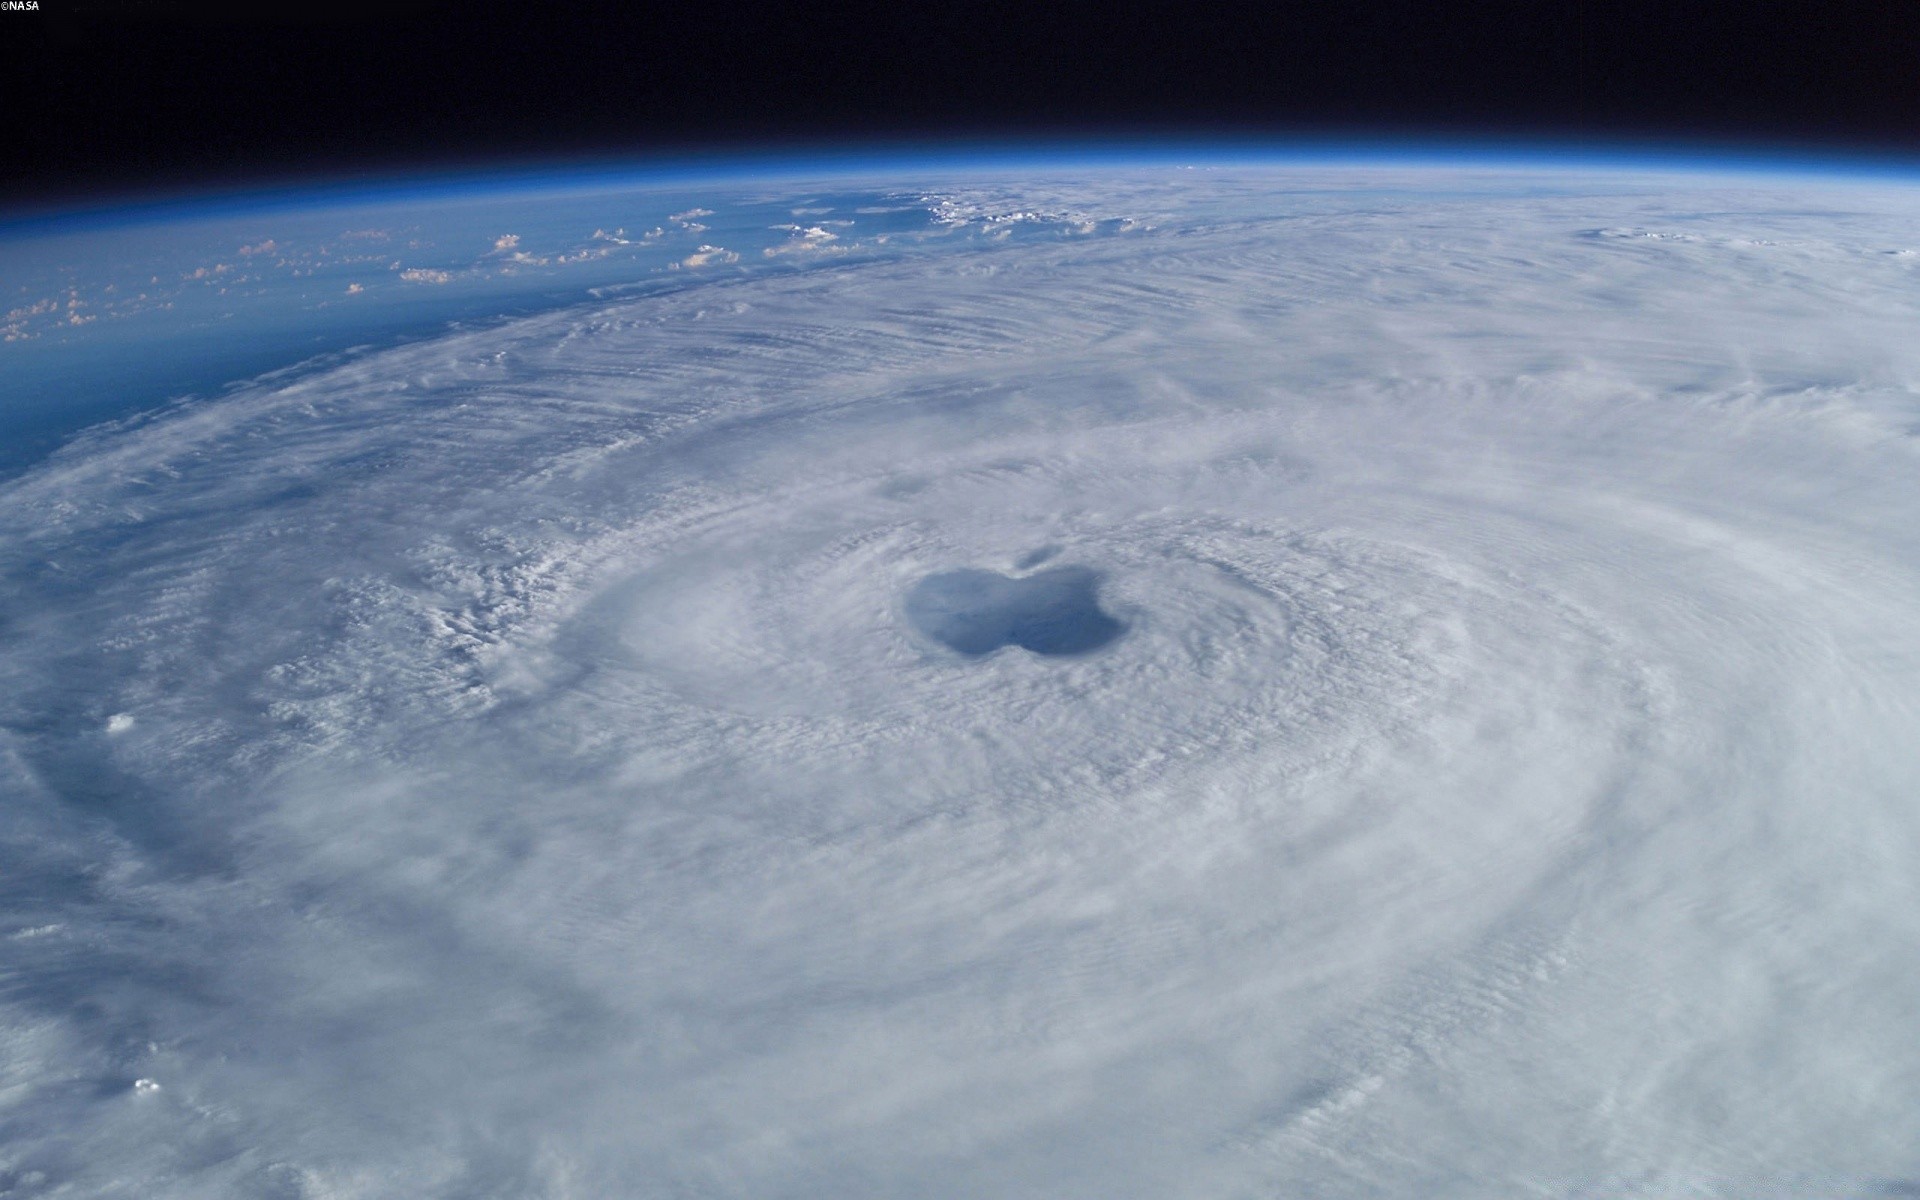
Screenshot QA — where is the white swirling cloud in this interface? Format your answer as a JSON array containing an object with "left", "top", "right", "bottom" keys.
[{"left": 2, "top": 167, "right": 1919, "bottom": 1197}]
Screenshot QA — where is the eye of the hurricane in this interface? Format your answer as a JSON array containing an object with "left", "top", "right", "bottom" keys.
[{"left": 904, "top": 566, "right": 1127, "bottom": 657}]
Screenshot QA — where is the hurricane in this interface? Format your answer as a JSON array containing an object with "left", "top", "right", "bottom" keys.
[{"left": 2, "top": 160, "right": 1917, "bottom": 1197}]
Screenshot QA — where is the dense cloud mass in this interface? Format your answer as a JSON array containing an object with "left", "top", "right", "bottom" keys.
[{"left": 3, "top": 168, "right": 1919, "bottom": 1197}]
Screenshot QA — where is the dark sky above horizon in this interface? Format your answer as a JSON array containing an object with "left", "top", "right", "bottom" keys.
[{"left": 6, "top": 0, "right": 1920, "bottom": 205}]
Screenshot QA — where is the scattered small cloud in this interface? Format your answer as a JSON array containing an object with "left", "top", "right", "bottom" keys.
[
  {"left": 763, "top": 225, "right": 845, "bottom": 258},
  {"left": 676, "top": 245, "right": 739, "bottom": 269},
  {"left": 669, "top": 208, "right": 713, "bottom": 233},
  {"left": 6, "top": 298, "right": 58, "bottom": 320},
  {"left": 399, "top": 268, "right": 454, "bottom": 285},
  {"left": 345, "top": 282, "right": 365, "bottom": 295}
]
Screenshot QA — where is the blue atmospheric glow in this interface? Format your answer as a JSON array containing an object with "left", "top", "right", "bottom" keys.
[{"left": 10, "top": 133, "right": 1920, "bottom": 235}]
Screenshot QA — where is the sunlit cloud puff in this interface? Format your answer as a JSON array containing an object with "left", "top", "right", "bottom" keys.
[{"left": 2, "top": 165, "right": 1919, "bottom": 1198}]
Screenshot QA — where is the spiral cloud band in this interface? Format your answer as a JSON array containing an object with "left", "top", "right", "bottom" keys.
[{"left": 2, "top": 167, "right": 1918, "bottom": 1196}]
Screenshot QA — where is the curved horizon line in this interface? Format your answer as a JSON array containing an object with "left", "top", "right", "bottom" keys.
[{"left": 9, "top": 130, "right": 1920, "bottom": 233}]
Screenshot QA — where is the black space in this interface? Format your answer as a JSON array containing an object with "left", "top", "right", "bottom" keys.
[{"left": 5, "top": 0, "right": 1920, "bottom": 206}]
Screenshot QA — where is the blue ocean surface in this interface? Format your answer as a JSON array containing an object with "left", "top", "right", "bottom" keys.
[{"left": 0, "top": 176, "right": 972, "bottom": 478}]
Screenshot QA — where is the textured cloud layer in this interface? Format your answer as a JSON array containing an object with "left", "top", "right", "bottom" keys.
[{"left": 3, "top": 167, "right": 1920, "bottom": 1197}]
